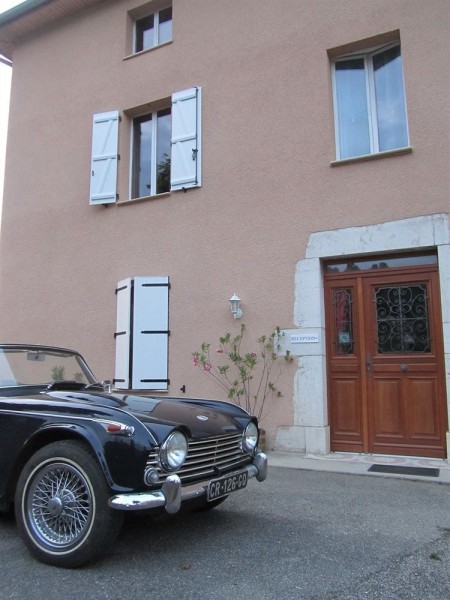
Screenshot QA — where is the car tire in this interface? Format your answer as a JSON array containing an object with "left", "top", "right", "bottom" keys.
[{"left": 15, "top": 440, "right": 123, "bottom": 568}]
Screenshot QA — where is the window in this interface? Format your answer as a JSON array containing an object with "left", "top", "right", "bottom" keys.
[
  {"left": 89, "top": 87, "right": 201, "bottom": 205},
  {"left": 114, "top": 276, "right": 170, "bottom": 390},
  {"left": 134, "top": 6, "right": 172, "bottom": 53},
  {"left": 132, "top": 108, "right": 171, "bottom": 198},
  {"left": 332, "top": 43, "right": 409, "bottom": 160}
]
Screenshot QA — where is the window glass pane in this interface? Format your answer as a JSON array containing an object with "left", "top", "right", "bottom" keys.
[
  {"left": 158, "top": 7, "right": 172, "bottom": 44},
  {"left": 156, "top": 109, "right": 171, "bottom": 194},
  {"left": 373, "top": 46, "right": 408, "bottom": 152},
  {"left": 133, "top": 115, "right": 152, "bottom": 198},
  {"left": 135, "top": 15, "right": 154, "bottom": 52},
  {"left": 326, "top": 254, "right": 437, "bottom": 273},
  {"left": 335, "top": 59, "right": 371, "bottom": 159}
]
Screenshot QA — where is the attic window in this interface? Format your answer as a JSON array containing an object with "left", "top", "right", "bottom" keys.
[{"left": 134, "top": 6, "right": 172, "bottom": 53}]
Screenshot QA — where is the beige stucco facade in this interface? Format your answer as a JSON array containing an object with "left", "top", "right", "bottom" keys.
[{"left": 1, "top": 0, "right": 449, "bottom": 454}]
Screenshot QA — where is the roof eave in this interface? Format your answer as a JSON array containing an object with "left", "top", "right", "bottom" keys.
[
  {"left": 0, "top": 0, "right": 103, "bottom": 62},
  {"left": 0, "top": 0, "right": 53, "bottom": 27}
]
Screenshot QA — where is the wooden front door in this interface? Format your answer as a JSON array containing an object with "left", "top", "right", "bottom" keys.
[{"left": 325, "top": 255, "right": 447, "bottom": 458}]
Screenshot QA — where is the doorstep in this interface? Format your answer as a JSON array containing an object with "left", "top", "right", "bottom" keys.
[{"left": 267, "top": 451, "right": 450, "bottom": 484}]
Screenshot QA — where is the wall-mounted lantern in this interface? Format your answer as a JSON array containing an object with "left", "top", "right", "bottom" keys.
[{"left": 229, "top": 293, "right": 243, "bottom": 319}]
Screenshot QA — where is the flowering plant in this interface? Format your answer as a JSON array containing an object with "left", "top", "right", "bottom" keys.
[{"left": 192, "top": 324, "right": 288, "bottom": 421}]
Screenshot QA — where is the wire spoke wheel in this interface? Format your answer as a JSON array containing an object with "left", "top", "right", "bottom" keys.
[
  {"left": 28, "top": 462, "right": 93, "bottom": 547},
  {"left": 15, "top": 441, "right": 123, "bottom": 567}
]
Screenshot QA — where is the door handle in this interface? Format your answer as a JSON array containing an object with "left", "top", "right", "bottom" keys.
[
  {"left": 399, "top": 364, "right": 409, "bottom": 372},
  {"left": 366, "top": 354, "right": 372, "bottom": 373}
]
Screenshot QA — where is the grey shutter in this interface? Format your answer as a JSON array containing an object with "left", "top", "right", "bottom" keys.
[
  {"left": 170, "top": 87, "right": 202, "bottom": 191},
  {"left": 90, "top": 110, "right": 119, "bottom": 205},
  {"left": 132, "top": 277, "right": 169, "bottom": 390},
  {"left": 114, "top": 278, "right": 132, "bottom": 388}
]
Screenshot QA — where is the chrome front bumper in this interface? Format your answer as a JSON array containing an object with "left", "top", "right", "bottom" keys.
[{"left": 108, "top": 451, "right": 268, "bottom": 514}]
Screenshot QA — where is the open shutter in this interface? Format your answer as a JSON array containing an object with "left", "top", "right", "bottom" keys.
[
  {"left": 132, "top": 277, "right": 170, "bottom": 390},
  {"left": 114, "top": 278, "right": 132, "bottom": 388},
  {"left": 170, "top": 87, "right": 202, "bottom": 191},
  {"left": 90, "top": 110, "right": 119, "bottom": 205}
]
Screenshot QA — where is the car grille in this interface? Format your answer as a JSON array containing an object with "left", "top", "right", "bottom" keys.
[{"left": 146, "top": 432, "right": 251, "bottom": 484}]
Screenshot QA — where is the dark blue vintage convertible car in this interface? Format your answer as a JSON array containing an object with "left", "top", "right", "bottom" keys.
[{"left": 0, "top": 344, "right": 267, "bottom": 568}]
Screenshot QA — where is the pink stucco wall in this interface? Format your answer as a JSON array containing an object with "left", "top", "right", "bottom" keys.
[{"left": 1, "top": 0, "right": 449, "bottom": 447}]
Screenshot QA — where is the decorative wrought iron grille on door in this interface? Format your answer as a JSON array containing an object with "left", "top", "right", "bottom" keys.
[{"left": 375, "top": 284, "right": 431, "bottom": 353}]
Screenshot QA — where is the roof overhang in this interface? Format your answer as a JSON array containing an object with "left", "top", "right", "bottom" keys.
[{"left": 0, "top": 0, "right": 104, "bottom": 62}]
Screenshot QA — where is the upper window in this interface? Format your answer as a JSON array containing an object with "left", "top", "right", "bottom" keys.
[
  {"left": 89, "top": 87, "right": 202, "bottom": 206},
  {"left": 134, "top": 6, "right": 172, "bottom": 53},
  {"left": 332, "top": 43, "right": 409, "bottom": 160},
  {"left": 132, "top": 107, "right": 171, "bottom": 198}
]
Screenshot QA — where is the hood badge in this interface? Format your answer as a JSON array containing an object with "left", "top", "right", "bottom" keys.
[{"left": 197, "top": 415, "right": 209, "bottom": 421}]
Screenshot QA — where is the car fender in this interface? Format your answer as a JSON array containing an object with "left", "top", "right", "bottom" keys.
[
  {"left": 14, "top": 420, "right": 153, "bottom": 493},
  {"left": 37, "top": 422, "right": 118, "bottom": 488}
]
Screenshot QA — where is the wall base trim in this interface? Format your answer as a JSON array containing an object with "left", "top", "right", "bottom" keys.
[{"left": 275, "top": 425, "right": 330, "bottom": 454}]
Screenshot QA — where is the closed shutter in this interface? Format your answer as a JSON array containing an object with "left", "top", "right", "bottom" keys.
[
  {"left": 170, "top": 87, "right": 202, "bottom": 191},
  {"left": 90, "top": 110, "right": 119, "bottom": 205},
  {"left": 114, "top": 278, "right": 132, "bottom": 388},
  {"left": 132, "top": 277, "right": 170, "bottom": 390},
  {"left": 114, "top": 276, "right": 170, "bottom": 390}
]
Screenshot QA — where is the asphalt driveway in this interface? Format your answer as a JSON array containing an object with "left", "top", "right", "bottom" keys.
[{"left": 1, "top": 467, "right": 450, "bottom": 599}]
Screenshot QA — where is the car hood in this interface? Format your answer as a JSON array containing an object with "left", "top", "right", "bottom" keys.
[{"left": 43, "top": 390, "right": 248, "bottom": 440}]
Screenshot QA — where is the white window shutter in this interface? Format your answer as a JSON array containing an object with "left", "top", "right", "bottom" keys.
[
  {"left": 132, "top": 277, "right": 170, "bottom": 390},
  {"left": 171, "top": 87, "right": 202, "bottom": 191},
  {"left": 114, "top": 278, "right": 132, "bottom": 389},
  {"left": 90, "top": 110, "right": 119, "bottom": 205}
]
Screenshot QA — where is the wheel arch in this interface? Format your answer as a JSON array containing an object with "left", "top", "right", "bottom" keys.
[{"left": 6, "top": 424, "right": 113, "bottom": 508}]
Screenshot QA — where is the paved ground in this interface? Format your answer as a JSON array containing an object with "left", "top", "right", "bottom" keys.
[{"left": 1, "top": 463, "right": 450, "bottom": 600}]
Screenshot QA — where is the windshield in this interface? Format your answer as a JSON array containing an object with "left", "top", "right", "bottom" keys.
[{"left": 0, "top": 347, "right": 97, "bottom": 387}]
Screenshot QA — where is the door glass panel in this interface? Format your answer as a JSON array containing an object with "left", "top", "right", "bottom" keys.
[
  {"left": 375, "top": 284, "right": 430, "bottom": 353},
  {"left": 333, "top": 289, "right": 354, "bottom": 354}
]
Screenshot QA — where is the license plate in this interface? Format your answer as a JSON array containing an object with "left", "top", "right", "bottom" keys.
[{"left": 207, "top": 472, "right": 248, "bottom": 501}]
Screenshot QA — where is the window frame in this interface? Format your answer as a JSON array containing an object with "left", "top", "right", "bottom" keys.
[
  {"left": 331, "top": 41, "right": 409, "bottom": 161},
  {"left": 133, "top": 5, "right": 172, "bottom": 54},
  {"left": 131, "top": 106, "right": 172, "bottom": 199}
]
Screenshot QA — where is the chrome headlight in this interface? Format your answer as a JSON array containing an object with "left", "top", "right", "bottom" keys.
[
  {"left": 160, "top": 431, "right": 188, "bottom": 471},
  {"left": 242, "top": 422, "right": 259, "bottom": 453}
]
